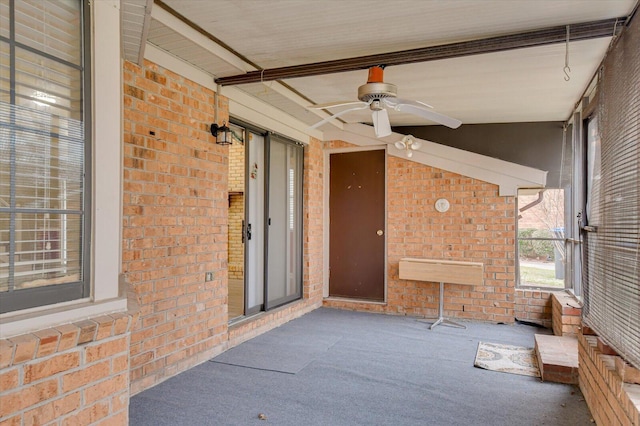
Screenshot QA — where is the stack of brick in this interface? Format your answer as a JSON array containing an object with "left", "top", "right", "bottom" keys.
[{"left": 551, "top": 292, "right": 581, "bottom": 336}]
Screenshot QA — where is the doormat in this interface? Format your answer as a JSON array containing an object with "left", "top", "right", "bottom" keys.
[{"left": 474, "top": 342, "right": 540, "bottom": 377}]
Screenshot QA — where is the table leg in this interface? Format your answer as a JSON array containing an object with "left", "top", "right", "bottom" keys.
[{"left": 430, "top": 281, "right": 466, "bottom": 330}]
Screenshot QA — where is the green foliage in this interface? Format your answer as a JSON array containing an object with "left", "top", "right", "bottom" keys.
[
  {"left": 518, "top": 228, "right": 554, "bottom": 259},
  {"left": 519, "top": 266, "right": 564, "bottom": 288}
]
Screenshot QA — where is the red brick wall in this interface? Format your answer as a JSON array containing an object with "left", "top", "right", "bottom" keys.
[
  {"left": 515, "top": 289, "right": 553, "bottom": 328},
  {"left": 123, "top": 60, "right": 326, "bottom": 393},
  {"left": 303, "top": 138, "right": 325, "bottom": 302},
  {"left": 0, "top": 314, "right": 136, "bottom": 425},
  {"left": 324, "top": 145, "right": 517, "bottom": 323},
  {"left": 579, "top": 331, "right": 640, "bottom": 425},
  {"left": 123, "top": 60, "right": 230, "bottom": 394},
  {"left": 551, "top": 292, "right": 581, "bottom": 336}
]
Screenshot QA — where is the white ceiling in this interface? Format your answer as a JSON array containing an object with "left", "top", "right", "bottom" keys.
[{"left": 141, "top": 0, "right": 637, "bottom": 130}]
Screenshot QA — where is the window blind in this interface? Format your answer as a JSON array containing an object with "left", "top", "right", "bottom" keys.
[{"left": 582, "top": 14, "right": 640, "bottom": 369}]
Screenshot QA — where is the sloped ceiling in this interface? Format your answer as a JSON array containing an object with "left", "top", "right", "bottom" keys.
[{"left": 123, "top": 0, "right": 638, "bottom": 130}]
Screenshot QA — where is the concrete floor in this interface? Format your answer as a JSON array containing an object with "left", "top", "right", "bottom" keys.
[{"left": 130, "top": 308, "right": 593, "bottom": 426}]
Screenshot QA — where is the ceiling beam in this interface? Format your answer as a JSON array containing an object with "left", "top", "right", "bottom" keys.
[{"left": 215, "top": 17, "right": 625, "bottom": 86}]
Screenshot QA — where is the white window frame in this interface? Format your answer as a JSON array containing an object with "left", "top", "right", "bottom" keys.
[{"left": 0, "top": 0, "right": 125, "bottom": 338}]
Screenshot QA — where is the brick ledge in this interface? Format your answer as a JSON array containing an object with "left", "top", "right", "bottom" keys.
[
  {"left": 579, "top": 332, "right": 640, "bottom": 425},
  {"left": 0, "top": 309, "right": 139, "bottom": 369}
]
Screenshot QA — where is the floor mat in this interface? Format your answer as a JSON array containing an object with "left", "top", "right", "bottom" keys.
[{"left": 474, "top": 341, "right": 540, "bottom": 377}]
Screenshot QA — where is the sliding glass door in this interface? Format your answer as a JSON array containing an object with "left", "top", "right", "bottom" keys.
[
  {"left": 266, "top": 136, "right": 303, "bottom": 309},
  {"left": 231, "top": 122, "right": 303, "bottom": 320}
]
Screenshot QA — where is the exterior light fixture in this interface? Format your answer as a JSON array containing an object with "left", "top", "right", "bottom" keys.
[
  {"left": 211, "top": 120, "right": 232, "bottom": 145},
  {"left": 211, "top": 85, "right": 232, "bottom": 145}
]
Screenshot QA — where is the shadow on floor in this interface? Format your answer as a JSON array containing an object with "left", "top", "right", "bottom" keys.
[{"left": 130, "top": 308, "right": 592, "bottom": 426}]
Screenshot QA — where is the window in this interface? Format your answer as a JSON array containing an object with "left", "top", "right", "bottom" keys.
[
  {"left": 0, "top": 0, "right": 89, "bottom": 313},
  {"left": 516, "top": 189, "right": 566, "bottom": 289}
]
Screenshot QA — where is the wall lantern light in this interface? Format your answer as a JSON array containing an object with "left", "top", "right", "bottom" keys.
[{"left": 211, "top": 121, "right": 232, "bottom": 145}]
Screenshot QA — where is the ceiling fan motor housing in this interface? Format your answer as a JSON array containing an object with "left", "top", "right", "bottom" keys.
[{"left": 358, "top": 82, "right": 397, "bottom": 104}]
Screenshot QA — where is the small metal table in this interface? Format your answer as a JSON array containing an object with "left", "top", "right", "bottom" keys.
[{"left": 398, "top": 258, "right": 484, "bottom": 330}]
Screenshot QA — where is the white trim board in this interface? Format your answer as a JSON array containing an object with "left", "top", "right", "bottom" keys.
[
  {"left": 150, "top": 5, "right": 251, "bottom": 74},
  {"left": 143, "top": 43, "right": 322, "bottom": 143},
  {"left": 324, "top": 123, "right": 547, "bottom": 196}
]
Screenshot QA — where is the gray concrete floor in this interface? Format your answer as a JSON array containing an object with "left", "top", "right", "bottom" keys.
[{"left": 130, "top": 308, "right": 593, "bottom": 426}]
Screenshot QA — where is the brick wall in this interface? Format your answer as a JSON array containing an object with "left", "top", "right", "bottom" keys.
[
  {"left": 303, "top": 138, "right": 325, "bottom": 301},
  {"left": 515, "top": 289, "right": 553, "bottom": 328},
  {"left": 123, "top": 59, "right": 230, "bottom": 394},
  {"left": 228, "top": 142, "right": 245, "bottom": 280},
  {"left": 228, "top": 193, "right": 244, "bottom": 280},
  {"left": 551, "top": 292, "right": 581, "bottom": 336},
  {"left": 324, "top": 144, "right": 517, "bottom": 323},
  {"left": 0, "top": 313, "right": 136, "bottom": 425},
  {"left": 122, "top": 60, "right": 326, "bottom": 395},
  {"left": 579, "top": 330, "right": 640, "bottom": 425},
  {"left": 228, "top": 141, "right": 245, "bottom": 192}
]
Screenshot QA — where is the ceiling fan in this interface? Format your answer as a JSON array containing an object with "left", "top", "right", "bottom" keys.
[{"left": 308, "top": 66, "right": 462, "bottom": 137}]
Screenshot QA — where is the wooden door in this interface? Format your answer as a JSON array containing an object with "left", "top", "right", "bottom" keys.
[{"left": 329, "top": 150, "right": 385, "bottom": 301}]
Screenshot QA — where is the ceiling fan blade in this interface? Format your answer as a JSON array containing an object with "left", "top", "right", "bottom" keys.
[
  {"left": 309, "top": 104, "right": 370, "bottom": 130},
  {"left": 372, "top": 109, "right": 392, "bottom": 138},
  {"left": 307, "top": 100, "right": 368, "bottom": 110},
  {"left": 384, "top": 97, "right": 433, "bottom": 109},
  {"left": 394, "top": 103, "right": 462, "bottom": 129}
]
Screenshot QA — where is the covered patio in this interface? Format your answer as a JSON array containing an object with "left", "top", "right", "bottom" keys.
[{"left": 1, "top": 1, "right": 638, "bottom": 425}]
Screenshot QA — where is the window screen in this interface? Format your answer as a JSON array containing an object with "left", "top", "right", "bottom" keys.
[
  {"left": 582, "top": 16, "right": 640, "bottom": 369},
  {"left": 0, "top": 0, "right": 89, "bottom": 313}
]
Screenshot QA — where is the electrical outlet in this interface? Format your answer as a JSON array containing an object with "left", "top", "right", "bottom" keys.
[{"left": 205, "top": 272, "right": 213, "bottom": 282}]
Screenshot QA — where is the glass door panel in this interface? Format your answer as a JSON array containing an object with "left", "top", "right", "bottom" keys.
[
  {"left": 266, "top": 137, "right": 302, "bottom": 309},
  {"left": 246, "top": 132, "right": 265, "bottom": 314}
]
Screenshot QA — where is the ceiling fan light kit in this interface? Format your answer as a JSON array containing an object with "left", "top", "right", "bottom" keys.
[
  {"left": 395, "top": 134, "right": 421, "bottom": 158},
  {"left": 308, "top": 65, "right": 461, "bottom": 138}
]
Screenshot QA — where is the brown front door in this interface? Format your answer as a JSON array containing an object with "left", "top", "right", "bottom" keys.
[{"left": 329, "top": 149, "right": 385, "bottom": 301}]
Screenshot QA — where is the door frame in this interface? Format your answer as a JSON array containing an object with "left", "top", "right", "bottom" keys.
[{"left": 323, "top": 145, "right": 388, "bottom": 302}]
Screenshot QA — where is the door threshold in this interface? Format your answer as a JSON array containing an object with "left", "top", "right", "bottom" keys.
[{"left": 324, "top": 296, "right": 387, "bottom": 305}]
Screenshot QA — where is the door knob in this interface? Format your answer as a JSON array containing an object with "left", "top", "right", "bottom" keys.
[{"left": 376, "top": 230, "right": 383, "bottom": 236}]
